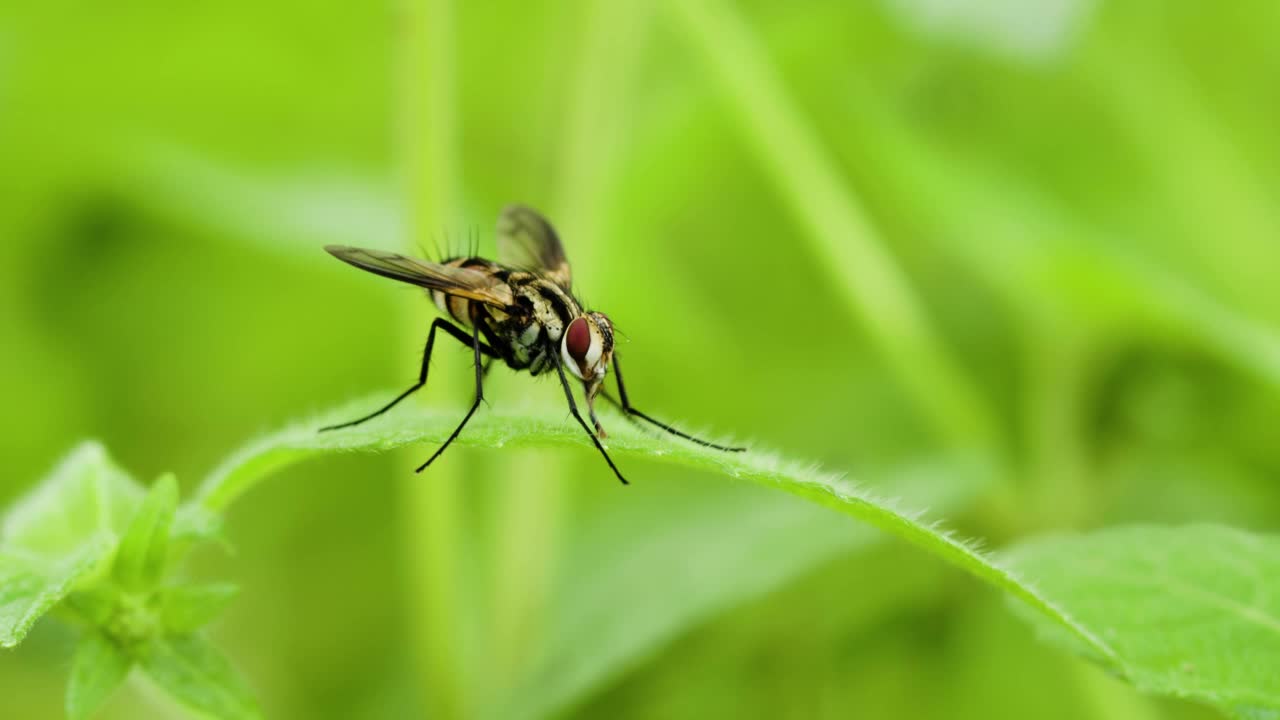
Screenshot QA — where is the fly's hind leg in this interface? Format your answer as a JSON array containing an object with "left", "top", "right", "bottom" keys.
[
  {"left": 415, "top": 317, "right": 490, "bottom": 473},
  {"left": 320, "top": 318, "right": 495, "bottom": 432}
]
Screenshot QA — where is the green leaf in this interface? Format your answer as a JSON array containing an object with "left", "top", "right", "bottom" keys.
[
  {"left": 1, "top": 443, "right": 142, "bottom": 647},
  {"left": 113, "top": 475, "right": 179, "bottom": 592},
  {"left": 1002, "top": 525, "right": 1280, "bottom": 715},
  {"left": 140, "top": 634, "right": 261, "bottom": 720},
  {"left": 159, "top": 584, "right": 240, "bottom": 635},
  {"left": 66, "top": 632, "right": 132, "bottom": 720},
  {"left": 65, "top": 588, "right": 120, "bottom": 627},
  {"left": 197, "top": 401, "right": 1106, "bottom": 673},
  {"left": 0, "top": 539, "right": 114, "bottom": 648},
  {"left": 3, "top": 442, "right": 143, "bottom": 555}
]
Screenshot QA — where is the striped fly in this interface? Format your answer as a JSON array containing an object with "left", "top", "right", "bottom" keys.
[{"left": 320, "top": 204, "right": 743, "bottom": 484}]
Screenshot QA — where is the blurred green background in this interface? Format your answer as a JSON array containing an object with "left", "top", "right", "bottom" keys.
[{"left": 3, "top": 0, "right": 1279, "bottom": 718}]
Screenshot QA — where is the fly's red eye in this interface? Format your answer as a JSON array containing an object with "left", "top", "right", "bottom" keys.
[{"left": 566, "top": 317, "right": 591, "bottom": 361}]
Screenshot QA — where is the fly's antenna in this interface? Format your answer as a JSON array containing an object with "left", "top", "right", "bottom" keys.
[{"left": 600, "top": 309, "right": 629, "bottom": 342}]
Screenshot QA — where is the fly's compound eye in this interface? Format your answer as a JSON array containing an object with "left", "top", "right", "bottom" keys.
[
  {"left": 562, "top": 316, "right": 600, "bottom": 380},
  {"left": 566, "top": 317, "right": 591, "bottom": 362}
]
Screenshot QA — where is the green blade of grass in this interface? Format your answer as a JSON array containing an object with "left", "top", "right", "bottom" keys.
[
  {"left": 810, "top": 79, "right": 1280, "bottom": 399},
  {"left": 665, "top": 0, "right": 997, "bottom": 452}
]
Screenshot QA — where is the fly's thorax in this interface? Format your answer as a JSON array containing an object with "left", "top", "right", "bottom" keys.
[{"left": 513, "top": 277, "right": 579, "bottom": 341}]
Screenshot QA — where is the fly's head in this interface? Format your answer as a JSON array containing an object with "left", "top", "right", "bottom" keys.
[{"left": 562, "top": 311, "right": 614, "bottom": 411}]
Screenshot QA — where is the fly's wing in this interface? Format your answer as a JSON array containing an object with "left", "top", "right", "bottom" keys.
[
  {"left": 496, "top": 204, "right": 572, "bottom": 288},
  {"left": 325, "top": 246, "right": 514, "bottom": 307}
]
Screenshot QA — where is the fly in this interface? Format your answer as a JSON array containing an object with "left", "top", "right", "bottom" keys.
[{"left": 319, "top": 204, "right": 744, "bottom": 484}]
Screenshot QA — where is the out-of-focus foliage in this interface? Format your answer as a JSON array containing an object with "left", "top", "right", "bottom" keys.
[
  {"left": 2, "top": 0, "right": 1279, "bottom": 718},
  {"left": 1004, "top": 526, "right": 1280, "bottom": 716}
]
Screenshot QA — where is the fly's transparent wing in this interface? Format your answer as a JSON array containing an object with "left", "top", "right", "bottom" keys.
[
  {"left": 325, "top": 246, "right": 514, "bottom": 307},
  {"left": 496, "top": 204, "right": 572, "bottom": 288}
]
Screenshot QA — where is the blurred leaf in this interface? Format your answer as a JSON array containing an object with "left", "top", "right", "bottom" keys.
[
  {"left": 159, "top": 584, "right": 240, "bottom": 635},
  {"left": 140, "top": 634, "right": 261, "bottom": 720},
  {"left": 65, "top": 587, "right": 120, "bottom": 628},
  {"left": 933, "top": 160, "right": 1280, "bottom": 395},
  {"left": 0, "top": 539, "right": 113, "bottom": 648},
  {"left": 882, "top": 0, "right": 1095, "bottom": 61},
  {"left": 1, "top": 443, "right": 143, "bottom": 647},
  {"left": 494, "top": 458, "right": 987, "bottom": 720},
  {"left": 824, "top": 81, "right": 1280, "bottom": 398},
  {"left": 1003, "top": 525, "right": 1280, "bottom": 716},
  {"left": 125, "top": 145, "right": 401, "bottom": 258},
  {"left": 2, "top": 442, "right": 143, "bottom": 556},
  {"left": 113, "top": 474, "right": 178, "bottom": 592},
  {"left": 66, "top": 632, "right": 131, "bottom": 720},
  {"left": 170, "top": 505, "right": 227, "bottom": 550}
]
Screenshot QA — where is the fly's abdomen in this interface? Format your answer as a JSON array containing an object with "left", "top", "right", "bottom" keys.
[
  {"left": 428, "top": 256, "right": 493, "bottom": 326},
  {"left": 432, "top": 290, "right": 474, "bottom": 326}
]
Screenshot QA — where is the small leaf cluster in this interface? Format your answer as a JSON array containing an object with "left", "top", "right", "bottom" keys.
[{"left": 1, "top": 444, "right": 258, "bottom": 720}]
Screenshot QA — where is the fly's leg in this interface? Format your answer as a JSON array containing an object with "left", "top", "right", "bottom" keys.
[
  {"left": 415, "top": 319, "right": 489, "bottom": 473},
  {"left": 611, "top": 353, "right": 745, "bottom": 453},
  {"left": 598, "top": 391, "right": 649, "bottom": 435},
  {"left": 320, "top": 318, "right": 494, "bottom": 432},
  {"left": 552, "top": 341, "right": 628, "bottom": 485}
]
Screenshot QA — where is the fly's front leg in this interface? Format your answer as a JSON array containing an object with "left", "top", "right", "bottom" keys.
[
  {"left": 598, "top": 391, "right": 648, "bottom": 434},
  {"left": 551, "top": 340, "right": 628, "bottom": 485},
  {"left": 611, "top": 353, "right": 745, "bottom": 453},
  {"left": 585, "top": 381, "right": 607, "bottom": 438}
]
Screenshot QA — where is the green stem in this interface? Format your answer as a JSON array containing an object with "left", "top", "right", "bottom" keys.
[
  {"left": 485, "top": 0, "right": 655, "bottom": 694},
  {"left": 400, "top": 0, "right": 467, "bottom": 716},
  {"left": 1022, "top": 313, "right": 1093, "bottom": 530},
  {"left": 666, "top": 0, "right": 998, "bottom": 454}
]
